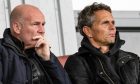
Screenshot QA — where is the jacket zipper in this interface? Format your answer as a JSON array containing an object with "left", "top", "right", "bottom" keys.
[{"left": 97, "top": 57, "right": 115, "bottom": 84}]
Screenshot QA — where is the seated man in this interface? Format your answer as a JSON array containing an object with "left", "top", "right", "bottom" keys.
[
  {"left": 0, "top": 4, "right": 71, "bottom": 84},
  {"left": 65, "top": 2, "right": 140, "bottom": 84}
]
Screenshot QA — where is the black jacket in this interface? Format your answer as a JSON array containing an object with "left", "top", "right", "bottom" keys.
[
  {"left": 0, "top": 28, "right": 71, "bottom": 84},
  {"left": 65, "top": 32, "right": 140, "bottom": 84}
]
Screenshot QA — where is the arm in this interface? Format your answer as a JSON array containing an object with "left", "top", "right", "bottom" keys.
[
  {"left": 39, "top": 52, "right": 72, "bottom": 84},
  {"left": 64, "top": 55, "right": 91, "bottom": 84},
  {"left": 33, "top": 36, "right": 71, "bottom": 84}
]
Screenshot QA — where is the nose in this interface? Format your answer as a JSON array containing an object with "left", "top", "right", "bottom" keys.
[
  {"left": 109, "top": 22, "right": 116, "bottom": 30},
  {"left": 38, "top": 25, "right": 45, "bottom": 33}
]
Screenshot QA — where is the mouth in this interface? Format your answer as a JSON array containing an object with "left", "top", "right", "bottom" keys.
[
  {"left": 109, "top": 31, "right": 116, "bottom": 36},
  {"left": 111, "top": 34, "right": 115, "bottom": 37},
  {"left": 109, "top": 33, "right": 116, "bottom": 37}
]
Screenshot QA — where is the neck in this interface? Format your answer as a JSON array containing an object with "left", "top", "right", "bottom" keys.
[
  {"left": 98, "top": 46, "right": 109, "bottom": 53},
  {"left": 89, "top": 39, "right": 110, "bottom": 53}
]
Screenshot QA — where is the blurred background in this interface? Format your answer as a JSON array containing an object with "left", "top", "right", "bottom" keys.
[{"left": 0, "top": 0, "right": 140, "bottom": 56}]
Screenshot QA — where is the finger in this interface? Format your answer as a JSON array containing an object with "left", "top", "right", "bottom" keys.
[
  {"left": 32, "top": 35, "right": 43, "bottom": 40},
  {"left": 35, "top": 38, "right": 45, "bottom": 47}
]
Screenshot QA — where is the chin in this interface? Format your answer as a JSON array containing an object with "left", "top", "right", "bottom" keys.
[
  {"left": 106, "top": 39, "right": 115, "bottom": 44},
  {"left": 25, "top": 46, "right": 34, "bottom": 49},
  {"left": 110, "top": 40, "right": 115, "bottom": 44},
  {"left": 25, "top": 44, "right": 36, "bottom": 49}
]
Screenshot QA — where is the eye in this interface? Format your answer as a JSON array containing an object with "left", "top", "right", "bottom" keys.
[
  {"left": 112, "top": 21, "right": 115, "bottom": 25},
  {"left": 33, "top": 23, "right": 38, "bottom": 25},
  {"left": 32, "top": 22, "right": 39, "bottom": 25},
  {"left": 103, "top": 21, "right": 109, "bottom": 24},
  {"left": 42, "top": 22, "right": 45, "bottom": 26}
]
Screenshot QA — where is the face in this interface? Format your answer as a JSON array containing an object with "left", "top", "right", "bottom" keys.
[
  {"left": 85, "top": 10, "right": 116, "bottom": 47},
  {"left": 18, "top": 9, "right": 45, "bottom": 49}
]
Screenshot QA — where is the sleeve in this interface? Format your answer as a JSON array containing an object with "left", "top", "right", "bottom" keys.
[
  {"left": 39, "top": 52, "right": 72, "bottom": 84},
  {"left": 64, "top": 55, "right": 91, "bottom": 84}
]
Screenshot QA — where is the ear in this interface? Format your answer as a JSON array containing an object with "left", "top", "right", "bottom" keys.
[
  {"left": 83, "top": 26, "right": 93, "bottom": 38},
  {"left": 12, "top": 22, "right": 22, "bottom": 34}
]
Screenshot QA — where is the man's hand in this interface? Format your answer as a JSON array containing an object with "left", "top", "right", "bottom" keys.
[{"left": 33, "top": 36, "right": 50, "bottom": 61}]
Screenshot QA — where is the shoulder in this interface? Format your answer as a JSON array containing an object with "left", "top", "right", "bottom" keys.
[
  {"left": 0, "top": 38, "right": 9, "bottom": 52},
  {"left": 66, "top": 53, "right": 86, "bottom": 65},
  {"left": 64, "top": 52, "right": 89, "bottom": 71},
  {"left": 64, "top": 52, "right": 92, "bottom": 84},
  {"left": 0, "top": 38, "right": 15, "bottom": 60},
  {"left": 119, "top": 50, "right": 139, "bottom": 59}
]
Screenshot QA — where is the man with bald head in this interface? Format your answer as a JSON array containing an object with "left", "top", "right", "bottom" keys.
[{"left": 0, "top": 4, "right": 71, "bottom": 84}]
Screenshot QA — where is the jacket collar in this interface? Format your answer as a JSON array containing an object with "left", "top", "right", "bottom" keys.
[{"left": 3, "top": 28, "right": 24, "bottom": 51}]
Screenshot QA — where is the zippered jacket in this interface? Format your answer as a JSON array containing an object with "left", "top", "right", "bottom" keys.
[
  {"left": 0, "top": 28, "right": 71, "bottom": 84},
  {"left": 65, "top": 31, "right": 140, "bottom": 84}
]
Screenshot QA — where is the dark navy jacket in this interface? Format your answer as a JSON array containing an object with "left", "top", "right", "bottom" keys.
[{"left": 0, "top": 28, "right": 71, "bottom": 84}]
